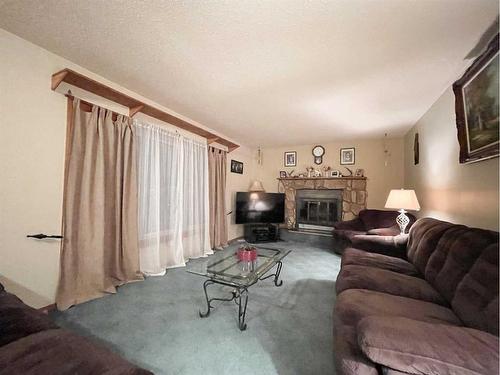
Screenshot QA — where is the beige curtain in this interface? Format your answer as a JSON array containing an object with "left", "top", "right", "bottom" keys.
[
  {"left": 56, "top": 99, "right": 143, "bottom": 310},
  {"left": 208, "top": 146, "right": 228, "bottom": 249}
]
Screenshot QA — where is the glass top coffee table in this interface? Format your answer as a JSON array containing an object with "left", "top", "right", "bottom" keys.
[{"left": 187, "top": 245, "right": 290, "bottom": 330}]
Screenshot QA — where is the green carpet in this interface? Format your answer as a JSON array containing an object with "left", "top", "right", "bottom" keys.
[{"left": 51, "top": 241, "right": 340, "bottom": 375}]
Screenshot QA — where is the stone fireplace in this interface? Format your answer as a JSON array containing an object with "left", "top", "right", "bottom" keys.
[{"left": 278, "top": 177, "right": 367, "bottom": 230}]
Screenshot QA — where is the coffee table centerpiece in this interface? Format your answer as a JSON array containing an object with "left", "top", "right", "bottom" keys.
[{"left": 187, "top": 243, "right": 290, "bottom": 330}]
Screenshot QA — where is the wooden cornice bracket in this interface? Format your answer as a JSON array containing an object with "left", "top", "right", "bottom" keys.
[
  {"left": 228, "top": 144, "right": 239, "bottom": 152},
  {"left": 207, "top": 137, "right": 219, "bottom": 144},
  {"left": 51, "top": 70, "right": 69, "bottom": 90},
  {"left": 129, "top": 105, "right": 144, "bottom": 117}
]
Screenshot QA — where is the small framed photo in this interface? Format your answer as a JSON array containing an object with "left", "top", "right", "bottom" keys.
[
  {"left": 340, "top": 147, "right": 355, "bottom": 165},
  {"left": 279, "top": 171, "right": 287, "bottom": 178},
  {"left": 355, "top": 168, "right": 365, "bottom": 177},
  {"left": 331, "top": 170, "right": 341, "bottom": 177},
  {"left": 284, "top": 151, "right": 297, "bottom": 167},
  {"left": 230, "top": 159, "right": 244, "bottom": 174}
]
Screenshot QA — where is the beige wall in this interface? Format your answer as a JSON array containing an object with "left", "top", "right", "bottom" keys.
[
  {"left": 0, "top": 29, "right": 246, "bottom": 307},
  {"left": 1, "top": 30, "right": 67, "bottom": 308},
  {"left": 254, "top": 139, "right": 405, "bottom": 209},
  {"left": 404, "top": 88, "right": 499, "bottom": 231}
]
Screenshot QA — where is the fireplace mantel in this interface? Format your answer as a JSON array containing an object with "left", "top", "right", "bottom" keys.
[
  {"left": 278, "top": 176, "right": 368, "bottom": 228},
  {"left": 277, "top": 176, "right": 367, "bottom": 181}
]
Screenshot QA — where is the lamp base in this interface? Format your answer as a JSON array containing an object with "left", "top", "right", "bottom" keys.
[{"left": 396, "top": 209, "right": 410, "bottom": 235}]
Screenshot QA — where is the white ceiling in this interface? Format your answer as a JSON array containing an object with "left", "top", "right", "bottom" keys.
[{"left": 0, "top": 1, "right": 497, "bottom": 147}]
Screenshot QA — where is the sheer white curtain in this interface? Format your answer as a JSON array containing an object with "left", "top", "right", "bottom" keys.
[{"left": 135, "top": 121, "right": 212, "bottom": 276}]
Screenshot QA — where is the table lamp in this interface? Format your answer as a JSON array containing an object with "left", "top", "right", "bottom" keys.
[
  {"left": 249, "top": 180, "right": 265, "bottom": 192},
  {"left": 385, "top": 189, "right": 420, "bottom": 234}
]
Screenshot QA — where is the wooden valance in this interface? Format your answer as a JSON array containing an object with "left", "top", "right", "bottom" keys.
[{"left": 51, "top": 68, "right": 239, "bottom": 152}]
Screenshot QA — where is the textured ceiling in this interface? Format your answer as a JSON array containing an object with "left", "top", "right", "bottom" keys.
[{"left": 0, "top": 0, "right": 497, "bottom": 147}]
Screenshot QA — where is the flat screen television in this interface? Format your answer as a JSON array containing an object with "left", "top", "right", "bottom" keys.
[{"left": 235, "top": 192, "right": 285, "bottom": 224}]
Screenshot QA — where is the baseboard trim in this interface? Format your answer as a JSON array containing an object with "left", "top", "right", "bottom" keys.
[{"left": 228, "top": 236, "right": 245, "bottom": 244}]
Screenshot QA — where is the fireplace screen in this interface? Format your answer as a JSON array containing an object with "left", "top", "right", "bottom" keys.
[{"left": 295, "top": 189, "right": 342, "bottom": 231}]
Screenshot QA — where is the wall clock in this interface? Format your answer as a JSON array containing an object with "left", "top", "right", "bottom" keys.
[{"left": 312, "top": 145, "right": 325, "bottom": 165}]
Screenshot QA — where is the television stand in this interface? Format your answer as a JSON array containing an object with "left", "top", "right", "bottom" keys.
[{"left": 244, "top": 224, "right": 280, "bottom": 243}]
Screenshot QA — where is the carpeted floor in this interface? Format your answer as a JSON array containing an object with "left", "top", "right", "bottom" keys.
[{"left": 51, "top": 241, "right": 341, "bottom": 375}]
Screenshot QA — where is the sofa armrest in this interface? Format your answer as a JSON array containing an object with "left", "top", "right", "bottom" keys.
[
  {"left": 357, "top": 316, "right": 499, "bottom": 375},
  {"left": 350, "top": 234, "right": 408, "bottom": 258},
  {"left": 333, "top": 218, "right": 365, "bottom": 231},
  {"left": 366, "top": 225, "right": 400, "bottom": 236}
]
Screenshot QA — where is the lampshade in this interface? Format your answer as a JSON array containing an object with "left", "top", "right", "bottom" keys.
[
  {"left": 385, "top": 189, "right": 420, "bottom": 211},
  {"left": 249, "top": 180, "right": 265, "bottom": 192}
]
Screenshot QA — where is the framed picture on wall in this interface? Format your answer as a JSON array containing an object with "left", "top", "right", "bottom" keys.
[
  {"left": 230, "top": 159, "right": 244, "bottom": 174},
  {"left": 453, "top": 34, "right": 499, "bottom": 164},
  {"left": 284, "top": 151, "right": 297, "bottom": 167},
  {"left": 340, "top": 147, "right": 355, "bottom": 165}
]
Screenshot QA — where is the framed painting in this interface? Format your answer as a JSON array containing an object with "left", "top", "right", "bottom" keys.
[
  {"left": 453, "top": 34, "right": 499, "bottom": 163},
  {"left": 230, "top": 159, "right": 243, "bottom": 174},
  {"left": 284, "top": 151, "right": 297, "bottom": 167},
  {"left": 340, "top": 147, "right": 355, "bottom": 165}
]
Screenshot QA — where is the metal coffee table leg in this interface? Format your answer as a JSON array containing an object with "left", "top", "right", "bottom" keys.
[
  {"left": 199, "top": 279, "right": 237, "bottom": 318},
  {"left": 236, "top": 288, "right": 248, "bottom": 331},
  {"left": 259, "top": 260, "right": 283, "bottom": 286}
]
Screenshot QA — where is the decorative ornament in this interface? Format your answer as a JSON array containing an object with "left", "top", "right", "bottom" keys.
[
  {"left": 383, "top": 133, "right": 391, "bottom": 167},
  {"left": 306, "top": 166, "right": 315, "bottom": 178}
]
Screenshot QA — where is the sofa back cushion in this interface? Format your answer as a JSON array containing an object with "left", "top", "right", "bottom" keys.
[
  {"left": 425, "top": 226, "right": 498, "bottom": 304},
  {"left": 359, "top": 210, "right": 416, "bottom": 231},
  {"left": 451, "top": 243, "right": 499, "bottom": 335},
  {"left": 406, "top": 218, "right": 455, "bottom": 274},
  {"left": 359, "top": 210, "right": 397, "bottom": 230}
]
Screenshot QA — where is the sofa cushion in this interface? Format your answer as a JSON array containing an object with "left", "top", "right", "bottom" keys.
[
  {"left": 0, "top": 329, "right": 152, "bottom": 375},
  {"left": 425, "top": 226, "right": 499, "bottom": 304},
  {"left": 335, "top": 289, "right": 461, "bottom": 329},
  {"left": 366, "top": 226, "right": 400, "bottom": 236},
  {"left": 0, "top": 291, "right": 58, "bottom": 347},
  {"left": 336, "top": 265, "right": 447, "bottom": 305},
  {"left": 334, "top": 289, "right": 461, "bottom": 375},
  {"left": 358, "top": 316, "right": 499, "bottom": 375},
  {"left": 341, "top": 248, "right": 418, "bottom": 276},
  {"left": 452, "top": 243, "right": 499, "bottom": 336},
  {"left": 333, "top": 323, "right": 379, "bottom": 375},
  {"left": 406, "top": 218, "right": 456, "bottom": 274},
  {"left": 335, "top": 229, "right": 366, "bottom": 240}
]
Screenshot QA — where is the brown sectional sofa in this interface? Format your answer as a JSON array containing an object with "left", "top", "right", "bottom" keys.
[
  {"left": 333, "top": 217, "right": 499, "bottom": 375},
  {"left": 0, "top": 283, "right": 152, "bottom": 374},
  {"left": 332, "top": 209, "right": 416, "bottom": 255}
]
